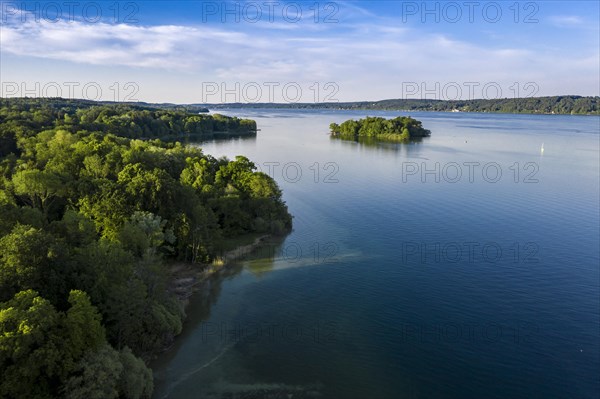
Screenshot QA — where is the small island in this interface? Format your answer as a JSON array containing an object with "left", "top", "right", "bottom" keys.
[{"left": 330, "top": 116, "right": 431, "bottom": 142}]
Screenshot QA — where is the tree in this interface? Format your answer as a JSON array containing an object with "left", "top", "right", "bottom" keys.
[
  {"left": 400, "top": 127, "right": 410, "bottom": 141},
  {"left": 180, "top": 156, "right": 216, "bottom": 190},
  {"left": 50, "top": 210, "right": 97, "bottom": 248},
  {"left": 63, "top": 344, "right": 122, "bottom": 399},
  {"left": 118, "top": 211, "right": 175, "bottom": 258},
  {"left": 0, "top": 225, "right": 65, "bottom": 303},
  {"left": 0, "top": 290, "right": 64, "bottom": 398},
  {"left": 62, "top": 290, "right": 106, "bottom": 373},
  {"left": 0, "top": 289, "right": 149, "bottom": 399},
  {"left": 0, "top": 128, "right": 18, "bottom": 157},
  {"left": 117, "top": 347, "right": 154, "bottom": 399},
  {"left": 12, "top": 169, "right": 64, "bottom": 217},
  {"left": 173, "top": 203, "right": 219, "bottom": 263}
]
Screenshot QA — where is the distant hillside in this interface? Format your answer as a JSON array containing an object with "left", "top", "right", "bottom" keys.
[
  {"left": 196, "top": 96, "right": 599, "bottom": 115},
  {"left": 0, "top": 97, "right": 209, "bottom": 113},
  {"left": 2, "top": 96, "right": 597, "bottom": 115}
]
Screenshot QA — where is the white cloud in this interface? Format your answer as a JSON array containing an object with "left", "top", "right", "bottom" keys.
[
  {"left": 1, "top": 10, "right": 598, "bottom": 102},
  {"left": 548, "top": 15, "right": 584, "bottom": 27}
]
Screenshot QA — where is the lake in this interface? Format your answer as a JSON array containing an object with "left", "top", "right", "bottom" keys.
[{"left": 153, "top": 110, "right": 600, "bottom": 399}]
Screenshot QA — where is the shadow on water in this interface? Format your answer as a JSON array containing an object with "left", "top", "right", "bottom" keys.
[
  {"left": 198, "top": 132, "right": 258, "bottom": 146},
  {"left": 151, "top": 235, "right": 290, "bottom": 396},
  {"left": 161, "top": 132, "right": 258, "bottom": 146},
  {"left": 331, "top": 135, "right": 431, "bottom": 159}
]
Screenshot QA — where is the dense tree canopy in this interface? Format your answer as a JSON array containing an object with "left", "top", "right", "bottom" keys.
[
  {"left": 0, "top": 98, "right": 291, "bottom": 398},
  {"left": 330, "top": 116, "right": 431, "bottom": 142},
  {"left": 0, "top": 98, "right": 256, "bottom": 159}
]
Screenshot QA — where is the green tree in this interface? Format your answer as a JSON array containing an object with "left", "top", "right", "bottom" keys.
[
  {"left": 62, "top": 290, "right": 106, "bottom": 373},
  {"left": 117, "top": 347, "right": 154, "bottom": 399},
  {"left": 63, "top": 344, "right": 122, "bottom": 399},
  {"left": 12, "top": 169, "right": 64, "bottom": 217},
  {"left": 0, "top": 290, "right": 64, "bottom": 399},
  {"left": 0, "top": 290, "right": 106, "bottom": 398},
  {"left": 118, "top": 211, "right": 175, "bottom": 258},
  {"left": 0, "top": 225, "right": 65, "bottom": 303}
]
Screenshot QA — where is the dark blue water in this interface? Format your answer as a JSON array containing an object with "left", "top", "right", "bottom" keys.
[{"left": 153, "top": 110, "right": 600, "bottom": 398}]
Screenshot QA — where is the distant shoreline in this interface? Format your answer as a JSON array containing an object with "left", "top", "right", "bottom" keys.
[
  {"left": 210, "top": 106, "right": 599, "bottom": 117},
  {"left": 2, "top": 96, "right": 597, "bottom": 115},
  {"left": 198, "top": 95, "right": 599, "bottom": 116}
]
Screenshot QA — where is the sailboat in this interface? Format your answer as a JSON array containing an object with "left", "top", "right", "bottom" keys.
[{"left": 541, "top": 143, "right": 545, "bottom": 154}]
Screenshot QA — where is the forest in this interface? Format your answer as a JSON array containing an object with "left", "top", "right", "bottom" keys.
[
  {"left": 202, "top": 95, "right": 600, "bottom": 115},
  {"left": 0, "top": 97, "right": 255, "bottom": 149},
  {"left": 330, "top": 116, "right": 431, "bottom": 142},
  {"left": 0, "top": 98, "right": 291, "bottom": 398}
]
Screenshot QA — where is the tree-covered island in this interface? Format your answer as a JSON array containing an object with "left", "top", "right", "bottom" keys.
[
  {"left": 0, "top": 98, "right": 291, "bottom": 398},
  {"left": 330, "top": 116, "right": 431, "bottom": 142}
]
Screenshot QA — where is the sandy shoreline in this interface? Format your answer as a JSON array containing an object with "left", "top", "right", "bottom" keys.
[
  {"left": 166, "top": 234, "right": 271, "bottom": 312},
  {"left": 153, "top": 235, "right": 272, "bottom": 357}
]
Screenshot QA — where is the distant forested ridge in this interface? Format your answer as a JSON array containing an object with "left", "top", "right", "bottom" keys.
[
  {"left": 0, "top": 98, "right": 291, "bottom": 398},
  {"left": 330, "top": 116, "right": 431, "bottom": 142},
  {"left": 199, "top": 95, "right": 599, "bottom": 115}
]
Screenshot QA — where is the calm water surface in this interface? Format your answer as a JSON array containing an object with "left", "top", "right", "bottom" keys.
[{"left": 153, "top": 110, "right": 600, "bottom": 399}]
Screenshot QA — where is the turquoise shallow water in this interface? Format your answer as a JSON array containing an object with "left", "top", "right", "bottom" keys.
[{"left": 153, "top": 110, "right": 600, "bottom": 399}]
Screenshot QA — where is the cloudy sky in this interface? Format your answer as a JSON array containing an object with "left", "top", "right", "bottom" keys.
[{"left": 0, "top": 0, "right": 598, "bottom": 103}]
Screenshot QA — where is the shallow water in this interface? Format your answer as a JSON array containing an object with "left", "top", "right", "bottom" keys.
[{"left": 153, "top": 110, "right": 600, "bottom": 399}]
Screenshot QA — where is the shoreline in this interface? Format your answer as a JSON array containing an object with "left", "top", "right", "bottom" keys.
[
  {"left": 209, "top": 107, "right": 600, "bottom": 116},
  {"left": 154, "top": 234, "right": 273, "bottom": 357},
  {"left": 167, "top": 234, "right": 271, "bottom": 311}
]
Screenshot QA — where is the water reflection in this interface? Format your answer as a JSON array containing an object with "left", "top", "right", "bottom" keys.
[
  {"left": 168, "top": 132, "right": 257, "bottom": 146},
  {"left": 330, "top": 135, "right": 430, "bottom": 159},
  {"left": 199, "top": 132, "right": 257, "bottom": 145}
]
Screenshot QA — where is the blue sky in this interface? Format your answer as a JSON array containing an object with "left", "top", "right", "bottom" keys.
[{"left": 0, "top": 1, "right": 598, "bottom": 103}]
